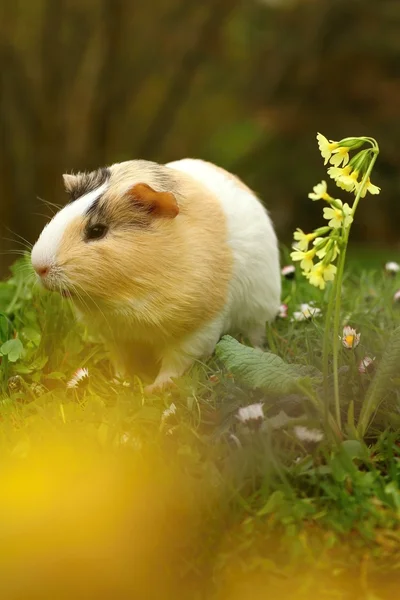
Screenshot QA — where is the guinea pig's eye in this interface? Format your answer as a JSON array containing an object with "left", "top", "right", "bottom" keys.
[{"left": 85, "top": 224, "right": 108, "bottom": 241}]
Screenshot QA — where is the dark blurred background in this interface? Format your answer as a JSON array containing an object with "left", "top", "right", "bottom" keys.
[{"left": 1, "top": 0, "right": 400, "bottom": 276}]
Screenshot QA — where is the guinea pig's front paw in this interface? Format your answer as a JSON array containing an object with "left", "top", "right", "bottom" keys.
[{"left": 144, "top": 376, "right": 175, "bottom": 396}]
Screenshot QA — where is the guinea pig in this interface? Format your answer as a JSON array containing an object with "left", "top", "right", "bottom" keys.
[{"left": 31, "top": 159, "right": 281, "bottom": 392}]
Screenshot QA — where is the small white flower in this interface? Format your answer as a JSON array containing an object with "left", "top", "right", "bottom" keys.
[
  {"left": 161, "top": 402, "right": 177, "bottom": 421},
  {"left": 237, "top": 403, "right": 264, "bottom": 424},
  {"left": 394, "top": 290, "right": 400, "bottom": 303},
  {"left": 291, "top": 303, "right": 322, "bottom": 322},
  {"left": 278, "top": 303, "right": 288, "bottom": 318},
  {"left": 67, "top": 367, "right": 89, "bottom": 389},
  {"left": 358, "top": 356, "right": 375, "bottom": 374},
  {"left": 385, "top": 262, "right": 400, "bottom": 275},
  {"left": 294, "top": 426, "right": 324, "bottom": 443},
  {"left": 341, "top": 326, "right": 361, "bottom": 349},
  {"left": 281, "top": 265, "right": 295, "bottom": 279}
]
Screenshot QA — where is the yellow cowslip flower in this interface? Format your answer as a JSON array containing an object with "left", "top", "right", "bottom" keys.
[
  {"left": 293, "top": 228, "right": 316, "bottom": 252},
  {"left": 337, "top": 170, "right": 360, "bottom": 193},
  {"left": 329, "top": 146, "right": 350, "bottom": 167},
  {"left": 290, "top": 247, "right": 316, "bottom": 272},
  {"left": 327, "top": 166, "right": 358, "bottom": 191},
  {"left": 308, "top": 180, "right": 331, "bottom": 201},
  {"left": 313, "top": 238, "right": 340, "bottom": 260},
  {"left": 317, "top": 133, "right": 339, "bottom": 165},
  {"left": 306, "top": 262, "right": 337, "bottom": 290},
  {"left": 357, "top": 177, "right": 381, "bottom": 198},
  {"left": 323, "top": 201, "right": 353, "bottom": 229}
]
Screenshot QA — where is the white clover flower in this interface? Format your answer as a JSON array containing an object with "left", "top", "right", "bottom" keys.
[
  {"left": 237, "top": 403, "right": 264, "bottom": 424},
  {"left": 67, "top": 367, "right": 89, "bottom": 389},
  {"left": 385, "top": 262, "right": 400, "bottom": 275},
  {"left": 291, "top": 303, "right": 322, "bottom": 321},
  {"left": 281, "top": 265, "right": 296, "bottom": 279},
  {"left": 294, "top": 426, "right": 324, "bottom": 443},
  {"left": 358, "top": 356, "right": 375, "bottom": 374},
  {"left": 394, "top": 290, "right": 400, "bottom": 303},
  {"left": 341, "top": 326, "right": 361, "bottom": 349},
  {"left": 161, "top": 402, "right": 177, "bottom": 422}
]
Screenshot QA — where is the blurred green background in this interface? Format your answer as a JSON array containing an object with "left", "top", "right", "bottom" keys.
[{"left": 1, "top": 0, "right": 400, "bottom": 276}]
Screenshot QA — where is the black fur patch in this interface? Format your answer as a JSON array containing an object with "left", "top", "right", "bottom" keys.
[
  {"left": 85, "top": 196, "right": 107, "bottom": 220},
  {"left": 67, "top": 167, "right": 111, "bottom": 201}
]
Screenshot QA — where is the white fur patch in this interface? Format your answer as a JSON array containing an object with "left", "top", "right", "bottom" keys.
[
  {"left": 31, "top": 183, "right": 108, "bottom": 270},
  {"left": 166, "top": 159, "right": 281, "bottom": 337}
]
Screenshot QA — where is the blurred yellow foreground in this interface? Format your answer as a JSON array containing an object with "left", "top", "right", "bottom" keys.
[{"left": 0, "top": 429, "right": 398, "bottom": 600}]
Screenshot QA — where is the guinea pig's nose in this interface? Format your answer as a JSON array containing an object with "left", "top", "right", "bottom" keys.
[{"left": 34, "top": 265, "right": 50, "bottom": 278}]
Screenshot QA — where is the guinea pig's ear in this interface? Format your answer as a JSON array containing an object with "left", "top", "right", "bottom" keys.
[
  {"left": 63, "top": 173, "right": 79, "bottom": 195},
  {"left": 128, "top": 183, "right": 179, "bottom": 218}
]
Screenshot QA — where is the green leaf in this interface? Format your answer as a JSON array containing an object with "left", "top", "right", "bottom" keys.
[
  {"left": 385, "top": 482, "right": 400, "bottom": 510},
  {"left": 257, "top": 490, "right": 285, "bottom": 517},
  {"left": 0, "top": 313, "right": 13, "bottom": 343},
  {"left": 215, "top": 336, "right": 322, "bottom": 395},
  {"left": 358, "top": 325, "right": 400, "bottom": 437},
  {"left": 0, "top": 338, "right": 24, "bottom": 362},
  {"left": 133, "top": 406, "right": 162, "bottom": 422},
  {"left": 341, "top": 440, "right": 366, "bottom": 461},
  {"left": 21, "top": 327, "right": 41, "bottom": 346},
  {"left": 44, "top": 372, "right": 66, "bottom": 381}
]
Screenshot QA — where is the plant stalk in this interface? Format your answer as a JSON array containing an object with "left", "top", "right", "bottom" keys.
[
  {"left": 322, "top": 282, "right": 335, "bottom": 426},
  {"left": 330, "top": 148, "right": 379, "bottom": 433}
]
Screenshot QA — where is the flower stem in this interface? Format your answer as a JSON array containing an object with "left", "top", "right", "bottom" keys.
[
  {"left": 330, "top": 148, "right": 379, "bottom": 433},
  {"left": 331, "top": 243, "right": 347, "bottom": 430},
  {"left": 322, "top": 283, "right": 335, "bottom": 425}
]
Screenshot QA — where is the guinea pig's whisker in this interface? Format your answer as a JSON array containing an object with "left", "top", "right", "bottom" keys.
[
  {"left": 56, "top": 282, "right": 66, "bottom": 308},
  {"left": 33, "top": 212, "right": 54, "bottom": 220},
  {"left": 0, "top": 250, "right": 29, "bottom": 257},
  {"left": 68, "top": 281, "right": 100, "bottom": 320},
  {"left": 71, "top": 280, "right": 115, "bottom": 339},
  {"left": 3, "top": 241, "right": 32, "bottom": 254},
  {"left": 4, "top": 229, "right": 33, "bottom": 250},
  {"left": 69, "top": 282, "right": 91, "bottom": 314},
  {"left": 73, "top": 281, "right": 112, "bottom": 331},
  {"left": 37, "top": 196, "right": 63, "bottom": 214}
]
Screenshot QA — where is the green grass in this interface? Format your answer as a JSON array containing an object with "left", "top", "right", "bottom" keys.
[{"left": 1, "top": 252, "right": 400, "bottom": 599}]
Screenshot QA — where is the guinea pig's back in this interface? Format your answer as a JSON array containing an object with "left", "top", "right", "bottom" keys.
[{"left": 166, "top": 159, "right": 281, "bottom": 331}]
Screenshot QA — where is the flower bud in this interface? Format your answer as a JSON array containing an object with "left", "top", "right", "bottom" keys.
[{"left": 337, "top": 138, "right": 366, "bottom": 150}]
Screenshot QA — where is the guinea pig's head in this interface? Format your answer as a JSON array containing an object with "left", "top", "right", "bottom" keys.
[{"left": 31, "top": 160, "right": 180, "bottom": 306}]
